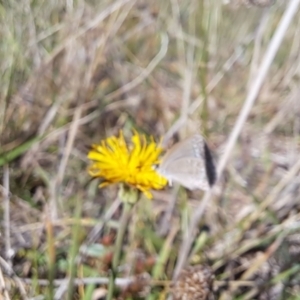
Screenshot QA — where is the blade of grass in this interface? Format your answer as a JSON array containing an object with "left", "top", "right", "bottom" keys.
[{"left": 0, "top": 136, "right": 41, "bottom": 166}]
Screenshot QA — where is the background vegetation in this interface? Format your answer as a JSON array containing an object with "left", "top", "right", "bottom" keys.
[{"left": 1, "top": 0, "right": 300, "bottom": 299}]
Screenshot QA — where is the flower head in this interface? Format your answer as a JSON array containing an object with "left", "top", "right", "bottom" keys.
[
  {"left": 87, "top": 131, "right": 167, "bottom": 199},
  {"left": 171, "top": 265, "right": 214, "bottom": 300}
]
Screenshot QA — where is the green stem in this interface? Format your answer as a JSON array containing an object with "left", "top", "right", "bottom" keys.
[{"left": 107, "top": 202, "right": 132, "bottom": 300}]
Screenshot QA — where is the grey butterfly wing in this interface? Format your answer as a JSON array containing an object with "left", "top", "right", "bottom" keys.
[
  {"left": 162, "top": 157, "right": 210, "bottom": 190},
  {"left": 157, "top": 134, "right": 216, "bottom": 190},
  {"left": 159, "top": 134, "right": 205, "bottom": 171}
]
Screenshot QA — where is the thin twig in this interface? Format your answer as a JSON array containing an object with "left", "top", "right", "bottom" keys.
[
  {"left": 247, "top": 9, "right": 271, "bottom": 91},
  {"left": 77, "top": 196, "right": 121, "bottom": 261},
  {"left": 158, "top": 185, "right": 180, "bottom": 236},
  {"left": 42, "top": 96, "right": 141, "bottom": 147},
  {"left": 105, "top": 33, "right": 169, "bottom": 101},
  {"left": 21, "top": 276, "right": 132, "bottom": 287},
  {"left": 244, "top": 154, "right": 300, "bottom": 228},
  {"left": 180, "top": 20, "right": 195, "bottom": 137}
]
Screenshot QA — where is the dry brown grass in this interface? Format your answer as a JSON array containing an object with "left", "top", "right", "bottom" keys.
[{"left": 1, "top": 0, "right": 300, "bottom": 299}]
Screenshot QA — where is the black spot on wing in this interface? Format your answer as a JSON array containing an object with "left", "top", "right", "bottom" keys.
[{"left": 203, "top": 142, "right": 216, "bottom": 187}]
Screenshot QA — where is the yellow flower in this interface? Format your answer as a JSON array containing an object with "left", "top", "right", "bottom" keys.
[{"left": 87, "top": 131, "right": 167, "bottom": 199}]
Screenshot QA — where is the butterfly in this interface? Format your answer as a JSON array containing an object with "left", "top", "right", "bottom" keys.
[{"left": 157, "top": 134, "right": 216, "bottom": 191}]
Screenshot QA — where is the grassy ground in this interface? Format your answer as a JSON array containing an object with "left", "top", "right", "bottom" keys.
[{"left": 1, "top": 0, "right": 300, "bottom": 299}]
